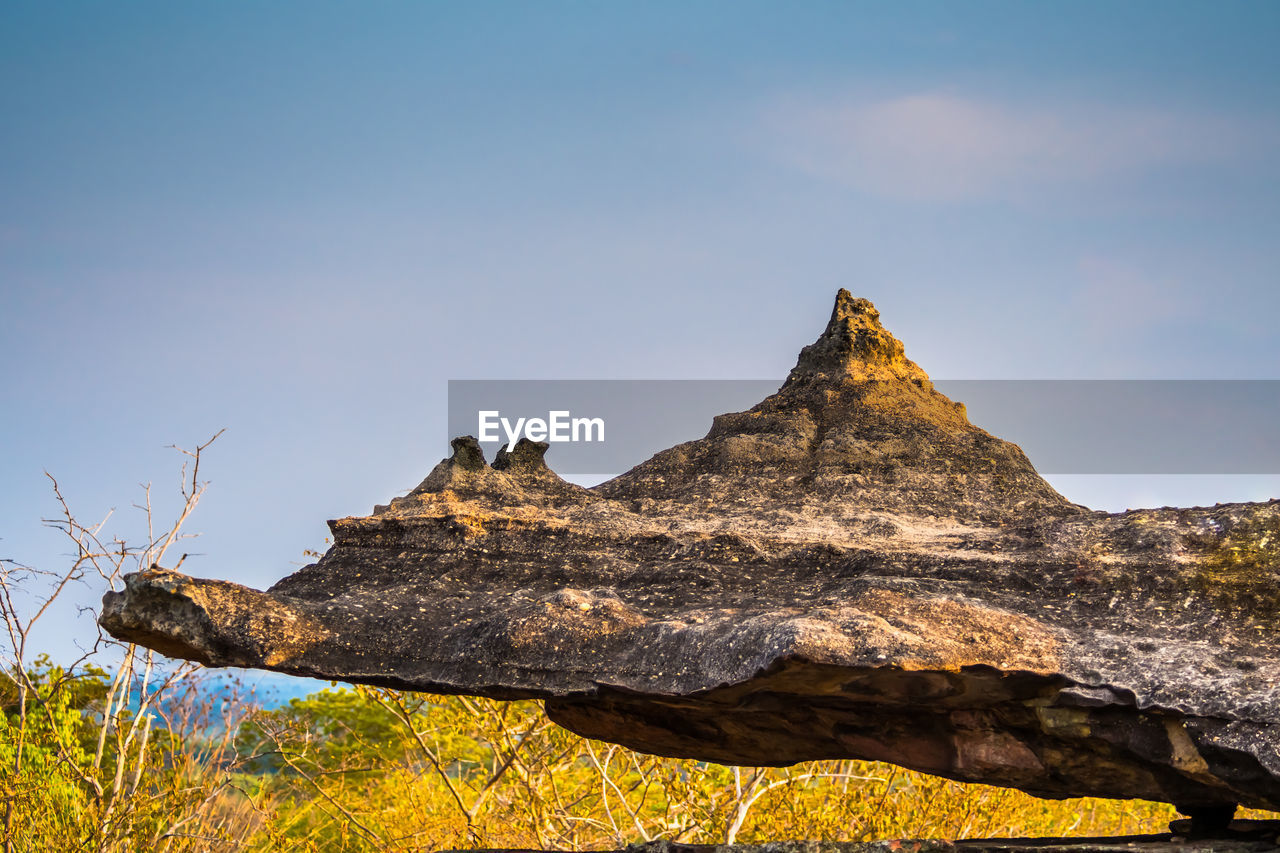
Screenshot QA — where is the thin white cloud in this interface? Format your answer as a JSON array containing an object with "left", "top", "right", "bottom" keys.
[
  {"left": 765, "top": 92, "right": 1258, "bottom": 203},
  {"left": 1072, "top": 254, "right": 1192, "bottom": 333}
]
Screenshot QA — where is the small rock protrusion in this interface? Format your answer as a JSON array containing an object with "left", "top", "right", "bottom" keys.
[
  {"left": 407, "top": 435, "right": 490, "bottom": 494},
  {"left": 493, "top": 438, "right": 551, "bottom": 473},
  {"left": 449, "top": 436, "right": 487, "bottom": 471}
]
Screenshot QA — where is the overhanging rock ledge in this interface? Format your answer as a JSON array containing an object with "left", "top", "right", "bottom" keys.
[{"left": 101, "top": 290, "right": 1280, "bottom": 815}]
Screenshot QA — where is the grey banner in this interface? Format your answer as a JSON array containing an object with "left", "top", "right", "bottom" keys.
[{"left": 447, "top": 379, "right": 1280, "bottom": 475}]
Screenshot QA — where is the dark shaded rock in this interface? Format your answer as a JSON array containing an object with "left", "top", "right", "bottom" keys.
[
  {"left": 453, "top": 827, "right": 1280, "bottom": 853},
  {"left": 100, "top": 290, "right": 1280, "bottom": 811}
]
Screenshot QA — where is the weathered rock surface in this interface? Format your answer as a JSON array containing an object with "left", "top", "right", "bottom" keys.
[{"left": 101, "top": 291, "right": 1280, "bottom": 813}]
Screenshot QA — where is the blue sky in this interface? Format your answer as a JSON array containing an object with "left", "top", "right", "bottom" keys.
[{"left": 3, "top": 1, "right": 1279, "bottom": 660}]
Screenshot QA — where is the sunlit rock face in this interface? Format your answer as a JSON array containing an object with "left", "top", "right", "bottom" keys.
[{"left": 101, "top": 290, "right": 1280, "bottom": 813}]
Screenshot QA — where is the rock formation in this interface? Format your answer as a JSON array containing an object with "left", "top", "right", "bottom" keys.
[{"left": 101, "top": 291, "right": 1280, "bottom": 816}]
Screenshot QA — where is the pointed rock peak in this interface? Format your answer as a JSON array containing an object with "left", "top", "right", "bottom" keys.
[
  {"left": 830, "top": 287, "right": 877, "bottom": 324},
  {"left": 787, "top": 290, "right": 930, "bottom": 385}
]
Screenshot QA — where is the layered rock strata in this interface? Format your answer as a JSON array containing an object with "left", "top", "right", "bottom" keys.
[{"left": 101, "top": 291, "right": 1280, "bottom": 813}]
